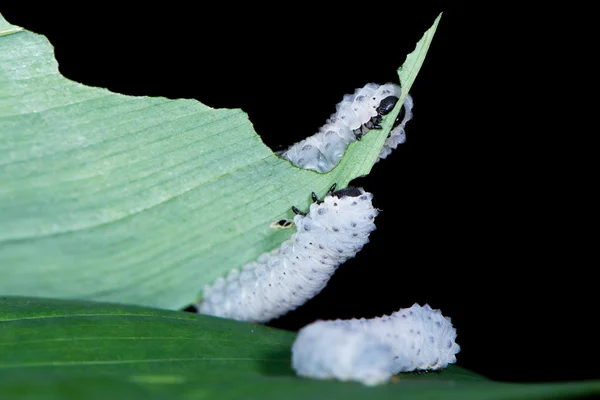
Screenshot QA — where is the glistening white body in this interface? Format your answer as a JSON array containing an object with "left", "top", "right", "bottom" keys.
[
  {"left": 292, "top": 303, "right": 461, "bottom": 385},
  {"left": 197, "top": 187, "right": 378, "bottom": 323},
  {"left": 279, "top": 83, "right": 413, "bottom": 173}
]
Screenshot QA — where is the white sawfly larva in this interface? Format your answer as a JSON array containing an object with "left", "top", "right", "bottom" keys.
[
  {"left": 292, "top": 303, "right": 461, "bottom": 385},
  {"left": 278, "top": 83, "right": 414, "bottom": 173},
  {"left": 197, "top": 184, "right": 378, "bottom": 323}
]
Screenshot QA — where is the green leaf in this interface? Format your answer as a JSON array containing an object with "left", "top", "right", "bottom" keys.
[
  {"left": 0, "top": 12, "right": 439, "bottom": 310},
  {"left": 0, "top": 16, "right": 22, "bottom": 37},
  {"left": 2, "top": 297, "right": 600, "bottom": 400}
]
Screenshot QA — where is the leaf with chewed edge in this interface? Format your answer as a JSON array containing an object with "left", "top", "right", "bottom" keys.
[{"left": 0, "top": 13, "right": 439, "bottom": 309}]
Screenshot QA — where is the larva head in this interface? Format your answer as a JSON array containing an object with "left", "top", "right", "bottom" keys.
[
  {"left": 376, "top": 96, "right": 399, "bottom": 116},
  {"left": 331, "top": 186, "right": 364, "bottom": 199}
]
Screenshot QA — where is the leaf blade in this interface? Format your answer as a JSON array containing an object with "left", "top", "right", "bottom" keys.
[
  {"left": 2, "top": 297, "right": 600, "bottom": 400},
  {"left": 0, "top": 13, "right": 439, "bottom": 309}
]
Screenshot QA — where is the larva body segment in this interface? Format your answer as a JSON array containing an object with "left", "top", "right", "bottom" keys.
[
  {"left": 197, "top": 188, "right": 378, "bottom": 323},
  {"left": 331, "top": 303, "right": 461, "bottom": 373},
  {"left": 279, "top": 82, "right": 413, "bottom": 173},
  {"left": 292, "top": 304, "right": 460, "bottom": 385},
  {"left": 292, "top": 321, "right": 394, "bottom": 386}
]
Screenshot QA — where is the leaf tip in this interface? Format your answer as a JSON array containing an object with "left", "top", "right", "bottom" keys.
[{"left": 0, "top": 14, "right": 24, "bottom": 37}]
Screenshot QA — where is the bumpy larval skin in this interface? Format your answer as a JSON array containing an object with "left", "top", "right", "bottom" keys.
[
  {"left": 197, "top": 188, "right": 378, "bottom": 323},
  {"left": 292, "top": 321, "right": 394, "bottom": 386},
  {"left": 291, "top": 304, "right": 461, "bottom": 385},
  {"left": 279, "top": 83, "right": 414, "bottom": 173}
]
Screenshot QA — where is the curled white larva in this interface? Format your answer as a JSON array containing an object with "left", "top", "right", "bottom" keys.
[
  {"left": 332, "top": 303, "right": 461, "bottom": 373},
  {"left": 292, "top": 321, "right": 393, "bottom": 386},
  {"left": 278, "top": 82, "right": 413, "bottom": 173},
  {"left": 291, "top": 304, "right": 460, "bottom": 385},
  {"left": 197, "top": 186, "right": 378, "bottom": 323}
]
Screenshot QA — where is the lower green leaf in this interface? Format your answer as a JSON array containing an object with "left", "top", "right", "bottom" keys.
[{"left": 2, "top": 297, "right": 599, "bottom": 399}]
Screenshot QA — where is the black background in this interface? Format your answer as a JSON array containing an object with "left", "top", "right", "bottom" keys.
[{"left": 2, "top": 3, "right": 597, "bottom": 384}]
